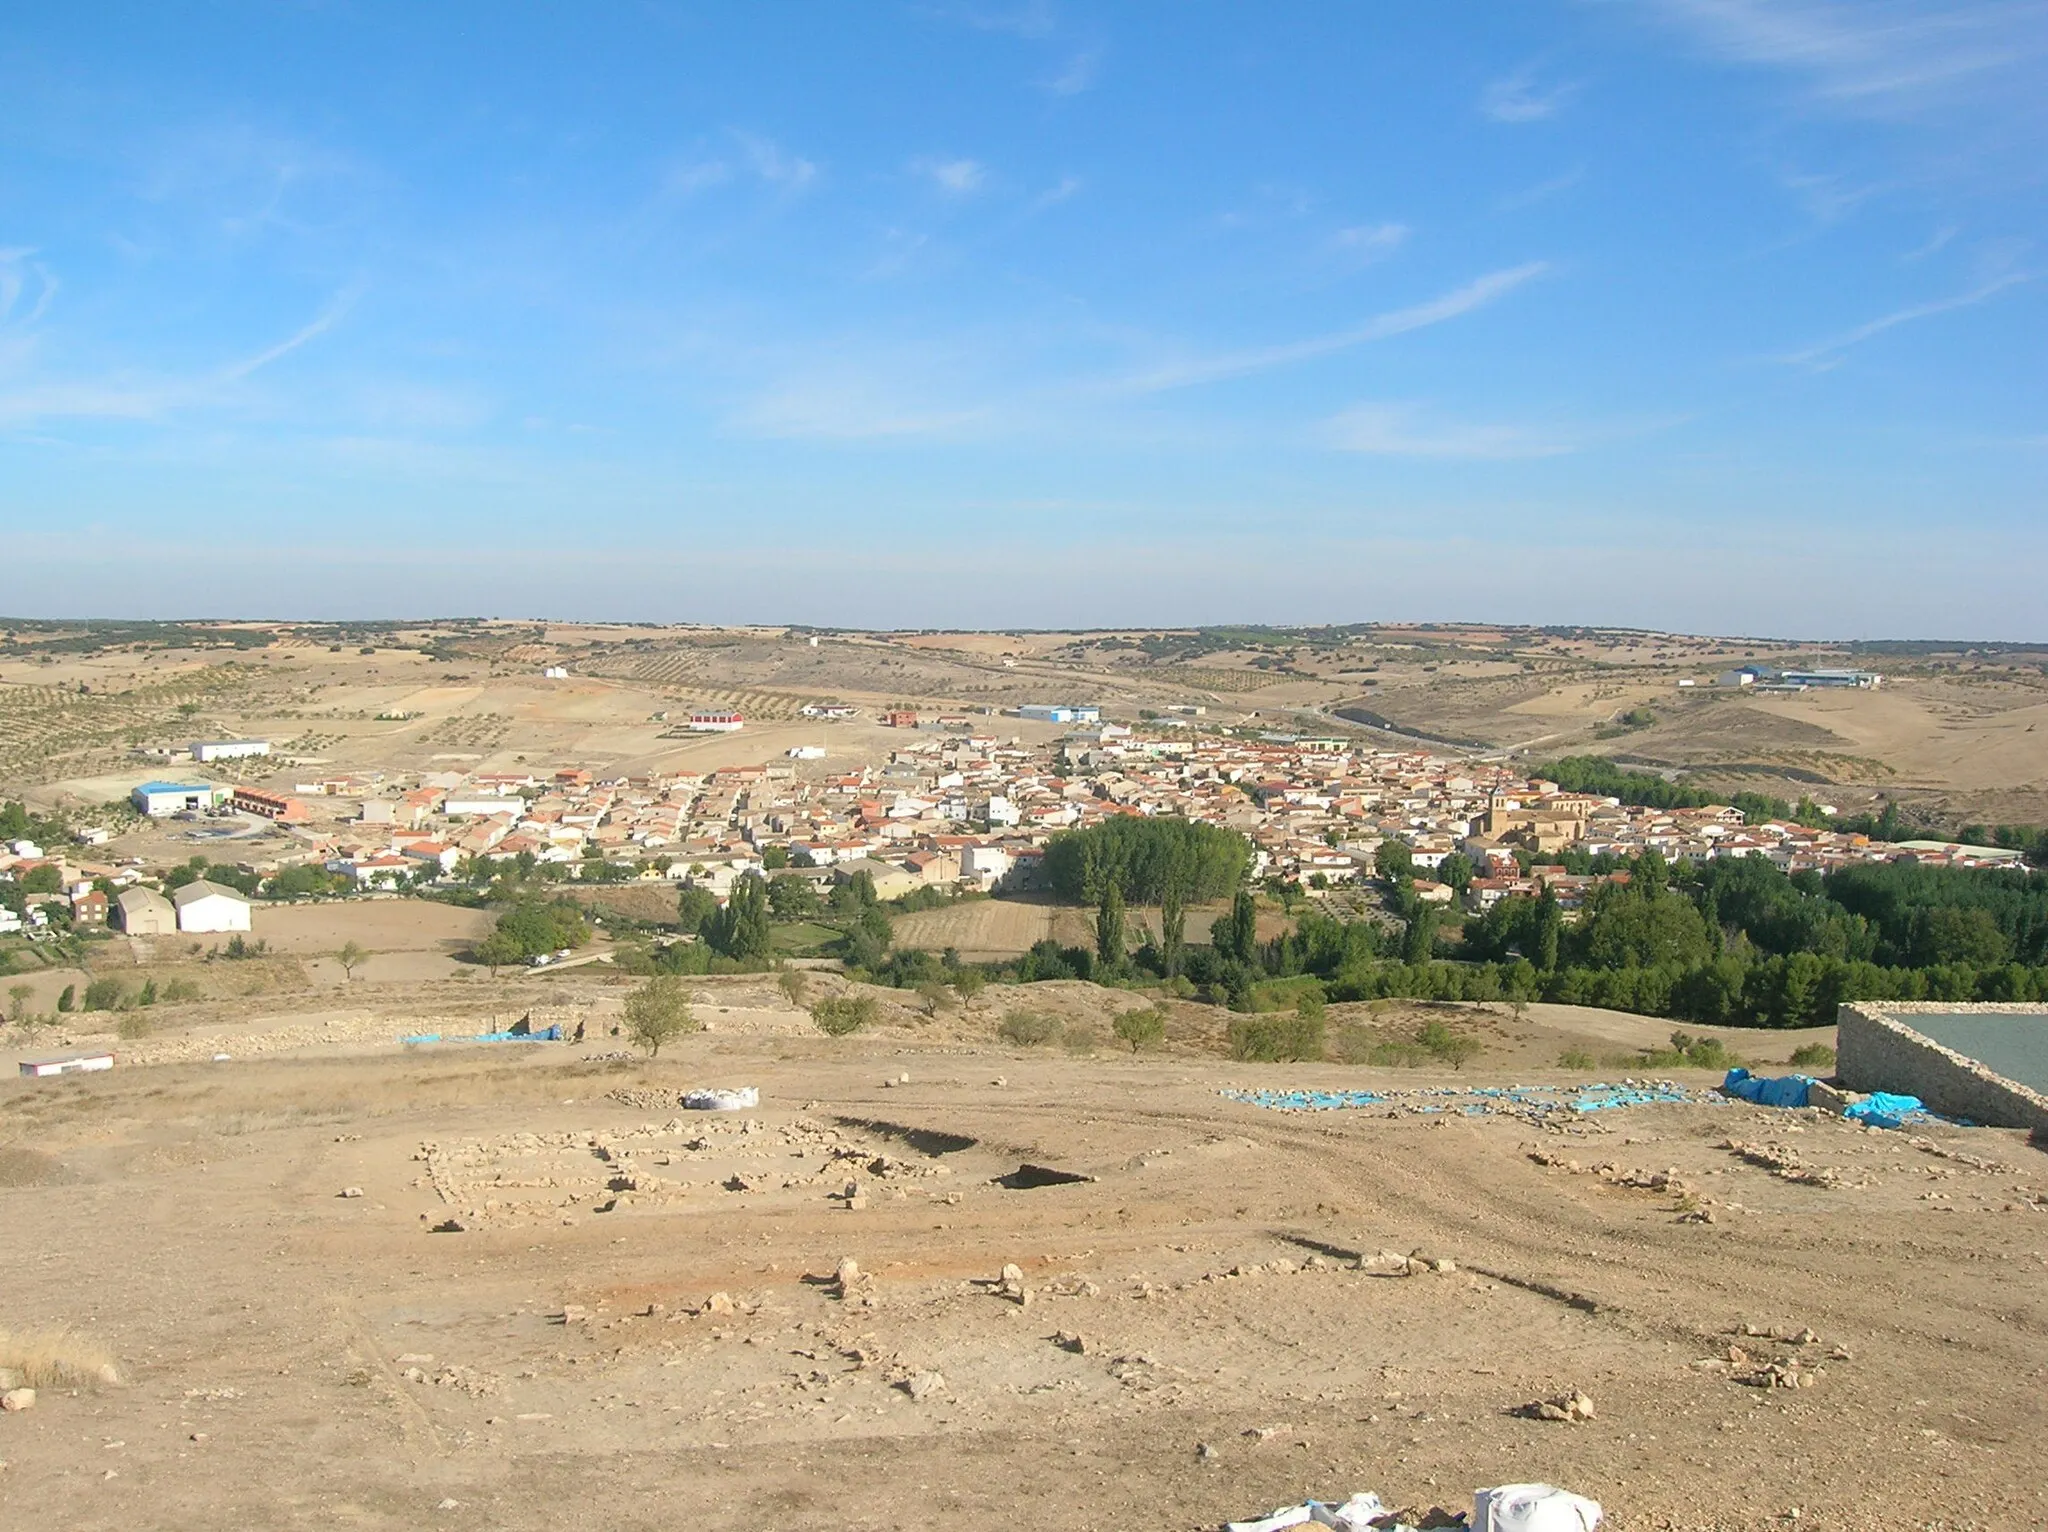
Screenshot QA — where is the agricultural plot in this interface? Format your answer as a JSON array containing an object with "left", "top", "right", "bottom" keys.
[{"left": 0, "top": 666, "right": 261, "bottom": 784}]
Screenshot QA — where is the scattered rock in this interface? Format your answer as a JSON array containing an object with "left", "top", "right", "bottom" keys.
[
  {"left": 339, "top": 1186, "right": 364, "bottom": 1199},
  {"left": 558, "top": 1305, "right": 592, "bottom": 1326},
  {"left": 700, "top": 1291, "right": 736, "bottom": 1317},
  {"left": 395, "top": 1353, "right": 436, "bottom": 1366},
  {"left": 901, "top": 1370, "right": 946, "bottom": 1401},
  {"left": 1053, "top": 1331, "right": 1091, "bottom": 1355},
  {"left": 0, "top": 1389, "right": 34, "bottom": 1413},
  {"left": 1521, "top": 1390, "right": 1596, "bottom": 1423},
  {"left": 1197, "top": 1441, "right": 1220, "bottom": 1464}
]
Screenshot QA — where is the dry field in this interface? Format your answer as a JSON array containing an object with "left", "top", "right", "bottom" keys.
[
  {"left": 0, "top": 974, "right": 2039, "bottom": 1531},
  {"left": 10, "top": 622, "right": 2046, "bottom": 829}
]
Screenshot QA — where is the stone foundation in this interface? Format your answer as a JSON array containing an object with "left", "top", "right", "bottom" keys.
[{"left": 1835, "top": 1002, "right": 2048, "bottom": 1133}]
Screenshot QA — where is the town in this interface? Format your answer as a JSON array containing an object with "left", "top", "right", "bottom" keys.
[{"left": 3, "top": 696, "right": 2025, "bottom": 946}]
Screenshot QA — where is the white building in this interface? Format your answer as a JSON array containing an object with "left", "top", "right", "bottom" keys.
[
  {"left": 172, "top": 879, "right": 252, "bottom": 933},
  {"left": 132, "top": 782, "right": 225, "bottom": 817},
  {"left": 786, "top": 745, "right": 827, "bottom": 760},
  {"left": 543, "top": 666, "right": 569, "bottom": 679},
  {"left": 190, "top": 739, "right": 272, "bottom": 763},
  {"left": 688, "top": 711, "right": 745, "bottom": 732}
]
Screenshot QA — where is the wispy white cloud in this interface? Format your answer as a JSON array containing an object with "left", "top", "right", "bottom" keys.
[
  {"left": 0, "top": 249, "right": 59, "bottom": 330},
  {"left": 1480, "top": 63, "right": 1580, "bottom": 122},
  {"left": 219, "top": 286, "right": 361, "bottom": 382},
  {"left": 1778, "top": 166, "right": 1884, "bottom": 226},
  {"left": 1639, "top": 0, "right": 2048, "bottom": 113},
  {"left": 0, "top": 287, "right": 361, "bottom": 426},
  {"left": 1042, "top": 47, "right": 1102, "bottom": 95},
  {"left": 1901, "top": 224, "right": 1959, "bottom": 260},
  {"left": 659, "top": 131, "right": 817, "bottom": 201},
  {"left": 913, "top": 156, "right": 988, "bottom": 195},
  {"left": 1497, "top": 166, "right": 1587, "bottom": 212},
  {"left": 1330, "top": 223, "right": 1411, "bottom": 258},
  {"left": 1118, "top": 263, "right": 1550, "bottom": 393},
  {"left": 1779, "top": 272, "right": 2030, "bottom": 368},
  {"left": 734, "top": 132, "right": 818, "bottom": 190},
  {"left": 1322, "top": 403, "right": 1582, "bottom": 459},
  {"left": 1028, "top": 176, "right": 1083, "bottom": 213}
]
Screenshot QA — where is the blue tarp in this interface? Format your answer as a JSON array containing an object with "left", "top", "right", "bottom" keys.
[
  {"left": 401, "top": 1025, "right": 562, "bottom": 1046},
  {"left": 1224, "top": 1082, "right": 1708, "bottom": 1117},
  {"left": 1722, "top": 1068, "right": 1815, "bottom": 1109},
  {"left": 1843, "top": 1091, "right": 1932, "bottom": 1130}
]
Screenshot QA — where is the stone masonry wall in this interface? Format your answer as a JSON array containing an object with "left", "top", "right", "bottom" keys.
[{"left": 1836, "top": 1002, "right": 2048, "bottom": 1134}]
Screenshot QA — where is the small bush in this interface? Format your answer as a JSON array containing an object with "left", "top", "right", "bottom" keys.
[
  {"left": 1112, "top": 1006, "right": 1166, "bottom": 1053},
  {"left": 116, "top": 1012, "right": 154, "bottom": 1041},
  {"left": 1557, "top": 1047, "right": 1596, "bottom": 1070},
  {"left": 1789, "top": 1042, "right": 1836, "bottom": 1068},
  {"left": 1061, "top": 1021, "right": 1098, "bottom": 1054},
  {"left": 950, "top": 969, "right": 987, "bottom": 1001},
  {"left": 56, "top": 984, "right": 76, "bottom": 1013},
  {"left": 0, "top": 1326, "right": 117, "bottom": 1389},
  {"left": 811, "top": 995, "right": 877, "bottom": 1036},
  {"left": 82, "top": 977, "right": 124, "bottom": 1012},
  {"left": 997, "top": 1010, "right": 1060, "bottom": 1046},
  {"left": 1228, "top": 1012, "right": 1326, "bottom": 1062},
  {"left": 1416, "top": 1019, "right": 1481, "bottom": 1069},
  {"left": 161, "top": 977, "right": 202, "bottom": 1003},
  {"left": 776, "top": 969, "right": 809, "bottom": 1007}
]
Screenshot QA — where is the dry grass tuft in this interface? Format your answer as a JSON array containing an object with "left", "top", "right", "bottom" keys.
[{"left": 0, "top": 1325, "right": 121, "bottom": 1388}]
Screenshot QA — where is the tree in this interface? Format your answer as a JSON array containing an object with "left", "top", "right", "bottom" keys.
[
  {"left": 1042, "top": 818, "right": 1252, "bottom": 905},
  {"left": 704, "top": 875, "right": 773, "bottom": 961},
  {"left": 336, "top": 940, "right": 368, "bottom": 980},
  {"left": 1213, "top": 890, "right": 1258, "bottom": 964},
  {"left": 767, "top": 873, "right": 820, "bottom": 920},
  {"left": 1375, "top": 839, "right": 1414, "bottom": 886},
  {"left": 1535, "top": 884, "right": 1563, "bottom": 972},
  {"left": 1159, "top": 876, "right": 1187, "bottom": 978},
  {"left": 1438, "top": 853, "right": 1474, "bottom": 894},
  {"left": 1095, "top": 883, "right": 1126, "bottom": 969},
  {"left": 1402, "top": 905, "right": 1440, "bottom": 964},
  {"left": 6, "top": 984, "right": 29, "bottom": 1022},
  {"left": 56, "top": 984, "right": 75, "bottom": 1013},
  {"left": 623, "top": 974, "right": 698, "bottom": 1057},
  {"left": 777, "top": 968, "right": 809, "bottom": 1007},
  {"left": 21, "top": 864, "right": 61, "bottom": 895},
  {"left": 810, "top": 995, "right": 877, "bottom": 1036},
  {"left": 1112, "top": 1006, "right": 1166, "bottom": 1052},
  {"left": 675, "top": 885, "right": 719, "bottom": 935},
  {"left": 760, "top": 844, "right": 790, "bottom": 870}
]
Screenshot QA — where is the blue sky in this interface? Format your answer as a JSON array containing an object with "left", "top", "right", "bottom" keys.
[{"left": 3, "top": 2, "right": 2044, "bottom": 636}]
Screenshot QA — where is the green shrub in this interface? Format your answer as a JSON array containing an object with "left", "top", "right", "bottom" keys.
[
  {"left": 810, "top": 995, "right": 877, "bottom": 1036},
  {"left": 116, "top": 1012, "right": 153, "bottom": 1041},
  {"left": 1415, "top": 1019, "right": 1481, "bottom": 1069},
  {"left": 1789, "top": 1042, "right": 1837, "bottom": 1068},
  {"left": 82, "top": 977, "right": 124, "bottom": 1012},
  {"left": 950, "top": 969, "right": 987, "bottom": 1001},
  {"left": 56, "top": 984, "right": 75, "bottom": 1013},
  {"left": 997, "top": 1010, "right": 1060, "bottom": 1046},
  {"left": 161, "top": 978, "right": 201, "bottom": 1003},
  {"left": 1112, "top": 1006, "right": 1166, "bottom": 1052},
  {"left": 1228, "top": 1012, "right": 1326, "bottom": 1062},
  {"left": 1557, "top": 1047, "right": 1596, "bottom": 1070},
  {"left": 1061, "top": 1021, "right": 1098, "bottom": 1054}
]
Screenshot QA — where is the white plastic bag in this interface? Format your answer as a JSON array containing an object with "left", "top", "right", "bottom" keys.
[
  {"left": 1474, "top": 1483, "right": 1602, "bottom": 1532},
  {"left": 1228, "top": 1492, "right": 1387, "bottom": 1532},
  {"left": 680, "top": 1086, "right": 759, "bottom": 1111}
]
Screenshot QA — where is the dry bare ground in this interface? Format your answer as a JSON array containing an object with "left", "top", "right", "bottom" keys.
[{"left": 1, "top": 973, "right": 2041, "bottom": 1530}]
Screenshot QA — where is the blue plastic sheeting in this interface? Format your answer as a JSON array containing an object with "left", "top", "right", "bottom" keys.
[
  {"left": 1722, "top": 1068, "right": 1815, "bottom": 1109},
  {"left": 1843, "top": 1091, "right": 1933, "bottom": 1130},
  {"left": 401, "top": 1025, "right": 562, "bottom": 1046},
  {"left": 1224, "top": 1082, "right": 1708, "bottom": 1118},
  {"left": 1226, "top": 1089, "right": 1385, "bottom": 1111}
]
